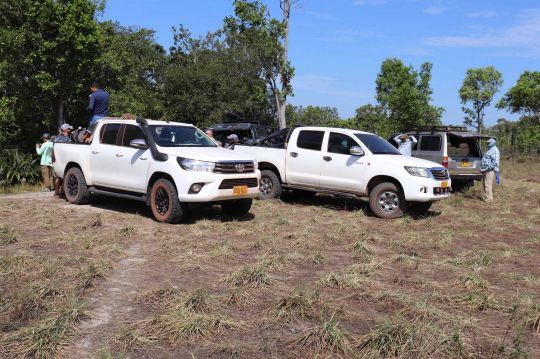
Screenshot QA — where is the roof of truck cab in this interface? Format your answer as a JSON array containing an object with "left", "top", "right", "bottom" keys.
[
  {"left": 96, "top": 117, "right": 194, "bottom": 127},
  {"left": 296, "top": 126, "right": 373, "bottom": 135}
]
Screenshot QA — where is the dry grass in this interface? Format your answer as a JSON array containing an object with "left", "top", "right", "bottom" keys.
[{"left": 1, "top": 159, "right": 539, "bottom": 357}]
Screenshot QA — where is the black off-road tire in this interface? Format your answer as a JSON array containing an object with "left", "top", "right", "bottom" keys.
[
  {"left": 63, "top": 167, "right": 90, "bottom": 205},
  {"left": 150, "top": 179, "right": 185, "bottom": 223},
  {"left": 408, "top": 202, "right": 433, "bottom": 216},
  {"left": 221, "top": 198, "right": 253, "bottom": 217},
  {"left": 369, "top": 182, "right": 406, "bottom": 219},
  {"left": 258, "top": 170, "right": 282, "bottom": 200}
]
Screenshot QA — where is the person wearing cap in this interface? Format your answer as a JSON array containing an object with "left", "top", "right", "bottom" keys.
[
  {"left": 35, "top": 133, "right": 54, "bottom": 191},
  {"left": 480, "top": 138, "right": 500, "bottom": 203},
  {"left": 88, "top": 81, "right": 109, "bottom": 126},
  {"left": 54, "top": 123, "right": 73, "bottom": 143},
  {"left": 52, "top": 124, "right": 73, "bottom": 196},
  {"left": 393, "top": 133, "right": 418, "bottom": 156},
  {"left": 225, "top": 133, "right": 239, "bottom": 149}
]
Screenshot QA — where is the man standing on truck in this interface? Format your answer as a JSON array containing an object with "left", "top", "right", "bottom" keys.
[
  {"left": 88, "top": 81, "right": 109, "bottom": 126},
  {"left": 480, "top": 138, "right": 500, "bottom": 203},
  {"left": 394, "top": 134, "right": 418, "bottom": 156}
]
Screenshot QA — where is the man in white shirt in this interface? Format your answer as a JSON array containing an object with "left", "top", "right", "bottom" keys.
[{"left": 393, "top": 134, "right": 417, "bottom": 156}]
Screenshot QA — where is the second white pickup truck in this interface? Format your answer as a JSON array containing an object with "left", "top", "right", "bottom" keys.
[
  {"left": 234, "top": 126, "right": 451, "bottom": 219},
  {"left": 54, "top": 118, "right": 260, "bottom": 223}
]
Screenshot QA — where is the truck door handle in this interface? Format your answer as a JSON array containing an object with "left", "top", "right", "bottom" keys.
[
  {"left": 323, "top": 156, "right": 332, "bottom": 162},
  {"left": 115, "top": 153, "right": 124, "bottom": 157},
  {"left": 290, "top": 152, "right": 298, "bottom": 158},
  {"left": 91, "top": 150, "right": 99, "bottom": 155},
  {"left": 140, "top": 157, "right": 147, "bottom": 160}
]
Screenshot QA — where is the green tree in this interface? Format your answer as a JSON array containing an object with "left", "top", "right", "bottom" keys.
[
  {"left": 375, "top": 59, "right": 443, "bottom": 131},
  {"left": 459, "top": 66, "right": 503, "bottom": 133},
  {"left": 162, "top": 25, "right": 271, "bottom": 128},
  {"left": 225, "top": 0, "right": 294, "bottom": 129},
  {"left": 0, "top": 0, "right": 102, "bottom": 149},
  {"left": 96, "top": 21, "right": 166, "bottom": 119},
  {"left": 497, "top": 71, "right": 540, "bottom": 121},
  {"left": 352, "top": 104, "right": 393, "bottom": 137},
  {"left": 286, "top": 105, "right": 341, "bottom": 126}
]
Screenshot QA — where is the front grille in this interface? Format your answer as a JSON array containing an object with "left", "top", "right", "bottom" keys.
[
  {"left": 214, "top": 161, "right": 255, "bottom": 174},
  {"left": 219, "top": 178, "right": 258, "bottom": 189},
  {"left": 430, "top": 168, "right": 449, "bottom": 180}
]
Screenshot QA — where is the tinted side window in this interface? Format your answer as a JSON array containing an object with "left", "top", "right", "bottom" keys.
[
  {"left": 420, "top": 135, "right": 441, "bottom": 151},
  {"left": 328, "top": 132, "right": 358, "bottom": 155},
  {"left": 122, "top": 125, "right": 145, "bottom": 147},
  {"left": 100, "top": 124, "right": 121, "bottom": 145},
  {"left": 297, "top": 130, "right": 324, "bottom": 151}
]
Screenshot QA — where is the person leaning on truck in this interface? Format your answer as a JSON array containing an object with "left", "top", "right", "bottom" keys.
[
  {"left": 394, "top": 134, "right": 418, "bottom": 156},
  {"left": 480, "top": 138, "right": 500, "bottom": 203},
  {"left": 52, "top": 124, "right": 74, "bottom": 196},
  {"left": 35, "top": 133, "right": 54, "bottom": 191},
  {"left": 88, "top": 81, "right": 109, "bottom": 127}
]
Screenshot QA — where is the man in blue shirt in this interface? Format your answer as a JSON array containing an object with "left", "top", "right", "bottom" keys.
[
  {"left": 88, "top": 81, "right": 109, "bottom": 126},
  {"left": 480, "top": 138, "right": 500, "bottom": 203}
]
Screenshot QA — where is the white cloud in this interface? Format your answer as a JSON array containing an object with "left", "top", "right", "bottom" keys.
[
  {"left": 423, "top": 6, "right": 447, "bottom": 15},
  {"left": 294, "top": 75, "right": 369, "bottom": 99},
  {"left": 425, "top": 10, "right": 540, "bottom": 57},
  {"left": 467, "top": 11, "right": 497, "bottom": 18}
]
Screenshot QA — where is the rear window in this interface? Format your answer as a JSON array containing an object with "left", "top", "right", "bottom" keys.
[
  {"left": 447, "top": 135, "right": 481, "bottom": 158},
  {"left": 100, "top": 124, "right": 121, "bottom": 145},
  {"left": 420, "top": 135, "right": 441, "bottom": 151},
  {"left": 297, "top": 130, "right": 324, "bottom": 151}
]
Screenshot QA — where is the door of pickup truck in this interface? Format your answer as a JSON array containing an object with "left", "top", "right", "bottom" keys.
[
  {"left": 285, "top": 129, "right": 326, "bottom": 186},
  {"left": 90, "top": 123, "right": 150, "bottom": 192},
  {"left": 319, "top": 131, "right": 366, "bottom": 192}
]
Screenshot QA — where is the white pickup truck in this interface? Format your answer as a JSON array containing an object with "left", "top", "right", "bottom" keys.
[
  {"left": 234, "top": 126, "right": 451, "bottom": 219},
  {"left": 53, "top": 118, "right": 260, "bottom": 223}
]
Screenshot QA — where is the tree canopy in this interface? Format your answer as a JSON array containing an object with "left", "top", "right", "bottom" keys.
[
  {"left": 375, "top": 59, "right": 443, "bottom": 132},
  {"left": 459, "top": 66, "right": 503, "bottom": 133},
  {"left": 497, "top": 71, "right": 540, "bottom": 120}
]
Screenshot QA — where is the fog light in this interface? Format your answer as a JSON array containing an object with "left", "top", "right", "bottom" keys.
[
  {"left": 420, "top": 186, "right": 427, "bottom": 193},
  {"left": 189, "top": 183, "right": 204, "bottom": 194}
]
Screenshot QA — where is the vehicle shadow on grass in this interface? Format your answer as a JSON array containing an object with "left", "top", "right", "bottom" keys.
[
  {"left": 87, "top": 195, "right": 255, "bottom": 223},
  {"left": 280, "top": 192, "right": 442, "bottom": 220}
]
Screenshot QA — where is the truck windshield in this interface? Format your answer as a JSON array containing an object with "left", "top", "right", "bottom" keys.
[
  {"left": 355, "top": 133, "right": 401, "bottom": 155},
  {"left": 149, "top": 125, "right": 217, "bottom": 147}
]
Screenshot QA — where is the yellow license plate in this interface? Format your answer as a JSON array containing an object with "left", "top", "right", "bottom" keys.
[
  {"left": 233, "top": 186, "right": 248, "bottom": 195},
  {"left": 441, "top": 181, "right": 448, "bottom": 188},
  {"left": 461, "top": 161, "right": 471, "bottom": 167}
]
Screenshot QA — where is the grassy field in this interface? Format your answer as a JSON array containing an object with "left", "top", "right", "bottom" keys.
[{"left": 1, "top": 159, "right": 539, "bottom": 358}]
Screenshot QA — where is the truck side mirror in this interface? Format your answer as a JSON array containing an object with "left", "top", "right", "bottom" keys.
[
  {"left": 130, "top": 139, "right": 149, "bottom": 150},
  {"left": 350, "top": 146, "right": 365, "bottom": 156}
]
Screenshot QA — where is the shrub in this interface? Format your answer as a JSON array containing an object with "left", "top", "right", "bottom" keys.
[{"left": 0, "top": 149, "right": 40, "bottom": 186}]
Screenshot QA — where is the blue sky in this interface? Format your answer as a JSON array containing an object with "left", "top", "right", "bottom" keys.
[{"left": 102, "top": 0, "right": 540, "bottom": 126}]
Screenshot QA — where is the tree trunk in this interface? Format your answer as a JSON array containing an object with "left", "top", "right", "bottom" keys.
[
  {"left": 277, "top": 0, "right": 292, "bottom": 130},
  {"left": 57, "top": 98, "right": 65, "bottom": 128}
]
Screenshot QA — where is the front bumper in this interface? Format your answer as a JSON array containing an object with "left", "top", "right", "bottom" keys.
[
  {"left": 402, "top": 176, "right": 452, "bottom": 202},
  {"left": 172, "top": 170, "right": 260, "bottom": 202},
  {"left": 450, "top": 173, "right": 482, "bottom": 182}
]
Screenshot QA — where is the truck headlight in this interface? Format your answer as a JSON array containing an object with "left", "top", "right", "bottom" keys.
[
  {"left": 177, "top": 158, "right": 215, "bottom": 172},
  {"left": 404, "top": 166, "right": 430, "bottom": 178}
]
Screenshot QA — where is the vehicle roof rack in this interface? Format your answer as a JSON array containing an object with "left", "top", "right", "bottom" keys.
[{"left": 409, "top": 125, "right": 469, "bottom": 133}]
